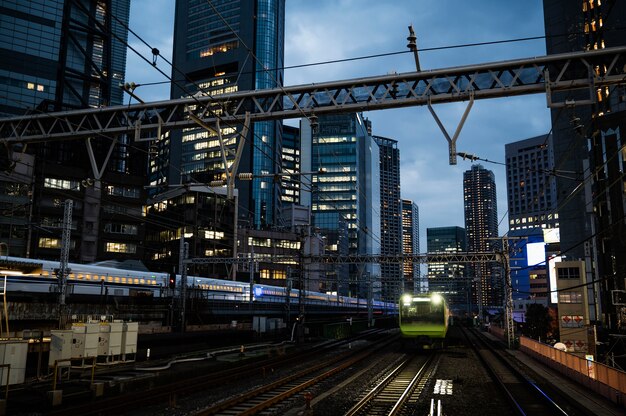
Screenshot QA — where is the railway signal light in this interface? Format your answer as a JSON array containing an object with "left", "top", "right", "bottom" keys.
[{"left": 169, "top": 273, "right": 176, "bottom": 289}]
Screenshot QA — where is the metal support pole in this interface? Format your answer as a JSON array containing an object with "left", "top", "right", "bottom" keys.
[
  {"left": 179, "top": 237, "right": 188, "bottom": 332},
  {"left": 503, "top": 239, "right": 515, "bottom": 348},
  {"left": 286, "top": 268, "right": 291, "bottom": 325},
  {"left": 58, "top": 199, "right": 72, "bottom": 329},
  {"left": 367, "top": 273, "right": 373, "bottom": 327},
  {"left": 249, "top": 245, "right": 255, "bottom": 308}
]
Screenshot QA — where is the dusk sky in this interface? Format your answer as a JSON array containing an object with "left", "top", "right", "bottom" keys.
[{"left": 125, "top": 0, "right": 551, "bottom": 250}]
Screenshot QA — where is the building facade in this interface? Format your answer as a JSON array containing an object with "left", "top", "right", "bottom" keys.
[
  {"left": 281, "top": 125, "right": 301, "bottom": 207},
  {"left": 426, "top": 226, "right": 468, "bottom": 313},
  {"left": 165, "top": 0, "right": 286, "bottom": 229},
  {"left": 144, "top": 185, "right": 237, "bottom": 279},
  {"left": 301, "top": 114, "right": 381, "bottom": 298},
  {"left": 505, "top": 134, "right": 558, "bottom": 232},
  {"left": 401, "top": 199, "right": 419, "bottom": 294},
  {"left": 463, "top": 164, "right": 500, "bottom": 310},
  {"left": 0, "top": 0, "right": 145, "bottom": 263},
  {"left": 543, "top": 0, "right": 626, "bottom": 333},
  {"left": 374, "top": 136, "right": 403, "bottom": 302}
]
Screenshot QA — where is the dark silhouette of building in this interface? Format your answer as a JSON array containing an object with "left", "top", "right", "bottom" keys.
[
  {"left": 401, "top": 199, "right": 419, "bottom": 293},
  {"left": 0, "top": 1, "right": 145, "bottom": 263},
  {"left": 463, "top": 164, "right": 500, "bottom": 310},
  {"left": 543, "top": 0, "right": 626, "bottom": 333},
  {"left": 374, "top": 136, "right": 402, "bottom": 303}
]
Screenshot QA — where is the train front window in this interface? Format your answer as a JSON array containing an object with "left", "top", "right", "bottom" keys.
[{"left": 401, "top": 302, "right": 445, "bottom": 325}]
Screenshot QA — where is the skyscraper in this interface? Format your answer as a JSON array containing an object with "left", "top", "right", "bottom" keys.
[
  {"left": 165, "top": 0, "right": 285, "bottom": 228},
  {"left": 1, "top": 0, "right": 140, "bottom": 262},
  {"left": 426, "top": 226, "right": 468, "bottom": 312},
  {"left": 374, "top": 136, "right": 402, "bottom": 302},
  {"left": 505, "top": 134, "right": 559, "bottom": 307},
  {"left": 281, "top": 125, "right": 301, "bottom": 206},
  {"left": 0, "top": 0, "right": 129, "bottom": 116},
  {"left": 401, "top": 199, "right": 419, "bottom": 294},
  {"left": 301, "top": 114, "right": 380, "bottom": 297},
  {"left": 543, "top": 0, "right": 626, "bottom": 332},
  {"left": 463, "top": 164, "right": 499, "bottom": 309}
]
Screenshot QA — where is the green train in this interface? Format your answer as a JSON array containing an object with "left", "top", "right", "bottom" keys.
[{"left": 399, "top": 293, "right": 449, "bottom": 348}]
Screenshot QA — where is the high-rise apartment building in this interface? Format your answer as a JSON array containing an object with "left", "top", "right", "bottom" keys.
[
  {"left": 301, "top": 114, "right": 380, "bottom": 298},
  {"left": 164, "top": 0, "right": 285, "bottom": 229},
  {"left": 426, "top": 226, "right": 468, "bottom": 312},
  {"left": 0, "top": 0, "right": 142, "bottom": 262},
  {"left": 374, "top": 136, "right": 402, "bottom": 302},
  {"left": 463, "top": 164, "right": 500, "bottom": 309},
  {"left": 401, "top": 199, "right": 419, "bottom": 294},
  {"left": 543, "top": 0, "right": 626, "bottom": 332}
]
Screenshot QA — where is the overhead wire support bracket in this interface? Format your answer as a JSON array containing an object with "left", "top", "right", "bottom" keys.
[
  {"left": 427, "top": 91, "right": 475, "bottom": 165},
  {"left": 187, "top": 110, "right": 251, "bottom": 199},
  {"left": 544, "top": 67, "right": 597, "bottom": 108}
]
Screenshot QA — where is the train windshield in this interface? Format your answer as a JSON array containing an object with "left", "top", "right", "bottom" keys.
[{"left": 401, "top": 302, "right": 445, "bottom": 325}]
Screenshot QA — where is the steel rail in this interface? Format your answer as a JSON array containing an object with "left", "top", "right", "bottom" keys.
[{"left": 463, "top": 328, "right": 568, "bottom": 416}]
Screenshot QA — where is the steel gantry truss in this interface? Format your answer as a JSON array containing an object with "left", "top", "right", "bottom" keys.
[
  {"left": 2, "top": 46, "right": 626, "bottom": 151},
  {"left": 187, "top": 252, "right": 502, "bottom": 265}
]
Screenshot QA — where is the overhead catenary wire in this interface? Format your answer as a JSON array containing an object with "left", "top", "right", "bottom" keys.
[{"left": 3, "top": 8, "right": 623, "bottom": 280}]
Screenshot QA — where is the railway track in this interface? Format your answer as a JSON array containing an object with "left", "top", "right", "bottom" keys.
[
  {"left": 463, "top": 328, "right": 573, "bottom": 416},
  {"left": 194, "top": 336, "right": 397, "bottom": 415},
  {"left": 42, "top": 330, "right": 391, "bottom": 416},
  {"left": 345, "top": 352, "right": 439, "bottom": 416}
]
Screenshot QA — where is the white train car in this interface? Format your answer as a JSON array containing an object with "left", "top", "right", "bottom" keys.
[
  {"left": 0, "top": 257, "right": 397, "bottom": 313},
  {"left": 2, "top": 256, "right": 168, "bottom": 297}
]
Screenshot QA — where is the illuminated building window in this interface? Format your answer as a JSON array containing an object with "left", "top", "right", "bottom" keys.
[
  {"left": 105, "top": 242, "right": 137, "bottom": 253},
  {"left": 38, "top": 238, "right": 61, "bottom": 248}
]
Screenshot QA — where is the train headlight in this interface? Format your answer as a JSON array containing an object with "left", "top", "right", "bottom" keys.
[
  {"left": 402, "top": 294, "right": 412, "bottom": 305},
  {"left": 431, "top": 293, "right": 443, "bottom": 305}
]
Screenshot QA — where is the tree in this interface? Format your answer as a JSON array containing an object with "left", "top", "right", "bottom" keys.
[{"left": 524, "top": 303, "right": 552, "bottom": 342}]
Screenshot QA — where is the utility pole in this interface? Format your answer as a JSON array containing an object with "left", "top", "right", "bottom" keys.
[
  {"left": 367, "top": 273, "right": 373, "bottom": 327},
  {"left": 58, "top": 199, "right": 72, "bottom": 329},
  {"left": 249, "top": 244, "right": 255, "bottom": 308},
  {"left": 285, "top": 267, "right": 291, "bottom": 325},
  {"left": 502, "top": 238, "right": 515, "bottom": 349},
  {"left": 178, "top": 236, "right": 188, "bottom": 332}
]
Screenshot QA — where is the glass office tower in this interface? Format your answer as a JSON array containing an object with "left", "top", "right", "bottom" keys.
[
  {"left": 427, "top": 226, "right": 468, "bottom": 313},
  {"left": 302, "top": 113, "right": 380, "bottom": 298},
  {"left": 1, "top": 0, "right": 140, "bottom": 262},
  {"left": 167, "top": 0, "right": 285, "bottom": 228}
]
